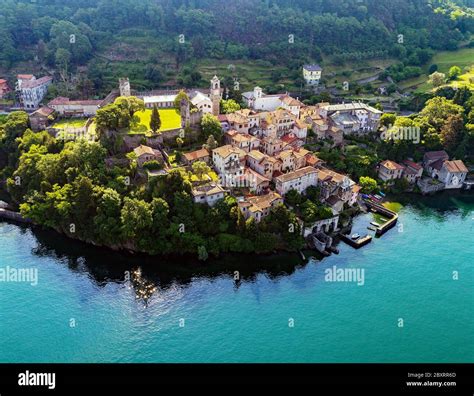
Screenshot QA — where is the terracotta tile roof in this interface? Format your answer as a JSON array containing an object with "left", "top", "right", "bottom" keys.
[
  {"left": 402, "top": 160, "right": 422, "bottom": 171},
  {"left": 380, "top": 160, "right": 404, "bottom": 171},
  {"left": 318, "top": 168, "right": 346, "bottom": 183},
  {"left": 134, "top": 145, "right": 155, "bottom": 157},
  {"left": 239, "top": 191, "right": 283, "bottom": 213},
  {"left": 275, "top": 166, "right": 317, "bottom": 183},
  {"left": 31, "top": 106, "right": 55, "bottom": 117},
  {"left": 213, "top": 145, "right": 246, "bottom": 159},
  {"left": 443, "top": 160, "right": 468, "bottom": 173},
  {"left": 183, "top": 148, "right": 209, "bottom": 162},
  {"left": 17, "top": 74, "right": 34, "bottom": 80},
  {"left": 192, "top": 183, "right": 225, "bottom": 197}
]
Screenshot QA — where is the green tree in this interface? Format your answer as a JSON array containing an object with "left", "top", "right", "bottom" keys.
[
  {"left": 429, "top": 72, "right": 446, "bottom": 87},
  {"left": 192, "top": 160, "right": 211, "bottom": 180},
  {"left": 174, "top": 90, "right": 190, "bottom": 113},
  {"left": 448, "top": 66, "right": 462, "bottom": 80},
  {"left": 359, "top": 176, "right": 378, "bottom": 194},
  {"left": 220, "top": 99, "right": 241, "bottom": 114},
  {"left": 201, "top": 113, "right": 222, "bottom": 141},
  {"left": 149, "top": 105, "right": 161, "bottom": 133}
]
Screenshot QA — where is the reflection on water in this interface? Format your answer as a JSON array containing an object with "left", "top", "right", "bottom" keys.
[{"left": 9, "top": 190, "right": 474, "bottom": 303}]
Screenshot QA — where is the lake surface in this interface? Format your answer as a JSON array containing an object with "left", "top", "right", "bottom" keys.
[{"left": 1, "top": 192, "right": 473, "bottom": 363}]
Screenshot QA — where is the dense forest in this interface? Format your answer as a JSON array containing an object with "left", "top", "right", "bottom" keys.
[{"left": 1, "top": 0, "right": 473, "bottom": 94}]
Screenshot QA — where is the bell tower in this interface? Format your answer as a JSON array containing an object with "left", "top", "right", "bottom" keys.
[{"left": 210, "top": 75, "right": 221, "bottom": 116}]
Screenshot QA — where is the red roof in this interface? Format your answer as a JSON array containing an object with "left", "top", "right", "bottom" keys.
[
  {"left": 31, "top": 106, "right": 55, "bottom": 117},
  {"left": 402, "top": 160, "right": 422, "bottom": 171},
  {"left": 17, "top": 74, "right": 34, "bottom": 80},
  {"left": 280, "top": 134, "right": 299, "bottom": 144}
]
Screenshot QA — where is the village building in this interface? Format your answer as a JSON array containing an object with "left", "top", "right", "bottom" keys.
[
  {"left": 439, "top": 160, "right": 468, "bottom": 189},
  {"left": 133, "top": 145, "right": 163, "bottom": 167},
  {"left": 48, "top": 97, "right": 103, "bottom": 117},
  {"left": 238, "top": 191, "right": 283, "bottom": 223},
  {"left": 182, "top": 148, "right": 210, "bottom": 165},
  {"left": 303, "top": 64, "right": 323, "bottom": 86},
  {"left": 192, "top": 183, "right": 226, "bottom": 206},
  {"left": 29, "top": 106, "right": 55, "bottom": 131},
  {"left": 350, "top": 184, "right": 362, "bottom": 207},
  {"left": 189, "top": 91, "right": 213, "bottom": 114},
  {"left": 280, "top": 95, "right": 304, "bottom": 117},
  {"left": 305, "top": 153, "right": 325, "bottom": 168},
  {"left": 225, "top": 130, "right": 260, "bottom": 152},
  {"left": 218, "top": 114, "right": 230, "bottom": 132},
  {"left": 242, "top": 87, "right": 284, "bottom": 112},
  {"left": 212, "top": 145, "right": 247, "bottom": 180},
  {"left": 0, "top": 79, "right": 11, "bottom": 98},
  {"left": 378, "top": 160, "right": 404, "bottom": 182},
  {"left": 246, "top": 150, "right": 281, "bottom": 179},
  {"left": 16, "top": 74, "right": 53, "bottom": 109},
  {"left": 319, "top": 102, "right": 382, "bottom": 133},
  {"left": 243, "top": 167, "right": 271, "bottom": 195},
  {"left": 318, "top": 168, "right": 353, "bottom": 205},
  {"left": 261, "top": 136, "right": 288, "bottom": 156},
  {"left": 274, "top": 166, "right": 318, "bottom": 196},
  {"left": 423, "top": 150, "right": 450, "bottom": 177},
  {"left": 133, "top": 76, "right": 222, "bottom": 115},
  {"left": 226, "top": 110, "right": 260, "bottom": 134},
  {"left": 401, "top": 160, "right": 423, "bottom": 184}
]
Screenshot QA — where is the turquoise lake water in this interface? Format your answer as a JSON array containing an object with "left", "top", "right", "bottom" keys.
[{"left": 0, "top": 192, "right": 473, "bottom": 363}]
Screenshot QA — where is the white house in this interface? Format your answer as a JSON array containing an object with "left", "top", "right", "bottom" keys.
[
  {"left": 320, "top": 102, "right": 382, "bottom": 133},
  {"left": 242, "top": 87, "right": 284, "bottom": 112},
  {"left": 192, "top": 183, "right": 226, "bottom": 206},
  {"left": 189, "top": 90, "right": 213, "bottom": 114},
  {"left": 439, "top": 160, "right": 468, "bottom": 189},
  {"left": 378, "top": 160, "right": 404, "bottom": 182},
  {"left": 303, "top": 64, "right": 322, "bottom": 86},
  {"left": 16, "top": 74, "right": 53, "bottom": 109},
  {"left": 212, "top": 145, "right": 246, "bottom": 182},
  {"left": 274, "top": 166, "right": 318, "bottom": 195}
]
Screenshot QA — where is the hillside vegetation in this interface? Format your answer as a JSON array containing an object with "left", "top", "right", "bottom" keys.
[{"left": 1, "top": 0, "right": 473, "bottom": 96}]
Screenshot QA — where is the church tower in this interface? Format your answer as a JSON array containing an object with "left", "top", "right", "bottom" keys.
[
  {"left": 210, "top": 75, "right": 221, "bottom": 116},
  {"left": 119, "top": 78, "right": 131, "bottom": 97}
]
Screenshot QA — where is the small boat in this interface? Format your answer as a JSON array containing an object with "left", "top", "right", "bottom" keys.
[
  {"left": 374, "top": 194, "right": 382, "bottom": 200},
  {"left": 367, "top": 226, "right": 376, "bottom": 231},
  {"left": 351, "top": 233, "right": 361, "bottom": 240},
  {"left": 379, "top": 191, "right": 386, "bottom": 197},
  {"left": 370, "top": 221, "right": 380, "bottom": 227}
]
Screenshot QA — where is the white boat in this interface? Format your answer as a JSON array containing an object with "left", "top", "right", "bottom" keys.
[{"left": 351, "top": 233, "right": 361, "bottom": 240}]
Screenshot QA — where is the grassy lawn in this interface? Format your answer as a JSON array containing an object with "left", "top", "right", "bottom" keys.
[
  {"left": 399, "top": 47, "right": 474, "bottom": 93},
  {"left": 128, "top": 109, "right": 181, "bottom": 134},
  {"left": 52, "top": 118, "right": 88, "bottom": 129},
  {"left": 430, "top": 47, "right": 474, "bottom": 73}
]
